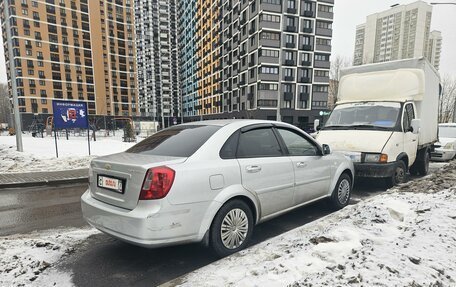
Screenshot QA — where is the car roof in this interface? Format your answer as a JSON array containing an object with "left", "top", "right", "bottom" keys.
[
  {"left": 180, "top": 119, "right": 283, "bottom": 127},
  {"left": 439, "top": 123, "right": 456, "bottom": 127}
]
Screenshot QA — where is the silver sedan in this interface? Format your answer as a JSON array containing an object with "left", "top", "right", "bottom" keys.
[{"left": 81, "top": 120, "right": 354, "bottom": 257}]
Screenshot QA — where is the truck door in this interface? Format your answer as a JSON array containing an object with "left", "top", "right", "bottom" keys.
[{"left": 402, "top": 103, "right": 418, "bottom": 166}]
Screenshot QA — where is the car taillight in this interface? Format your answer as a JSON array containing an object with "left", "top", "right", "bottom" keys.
[{"left": 139, "top": 166, "right": 175, "bottom": 200}]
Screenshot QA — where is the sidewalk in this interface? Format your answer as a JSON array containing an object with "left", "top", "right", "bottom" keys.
[{"left": 0, "top": 168, "right": 88, "bottom": 189}]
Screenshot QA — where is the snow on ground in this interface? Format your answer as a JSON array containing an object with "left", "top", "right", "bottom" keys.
[
  {"left": 176, "top": 161, "right": 456, "bottom": 287},
  {"left": 0, "top": 133, "right": 138, "bottom": 173},
  {"left": 0, "top": 227, "right": 99, "bottom": 287}
]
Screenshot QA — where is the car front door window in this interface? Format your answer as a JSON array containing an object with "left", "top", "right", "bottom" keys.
[
  {"left": 276, "top": 128, "right": 319, "bottom": 156},
  {"left": 237, "top": 128, "right": 282, "bottom": 158}
]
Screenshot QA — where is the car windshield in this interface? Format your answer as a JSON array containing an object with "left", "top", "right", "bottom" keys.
[
  {"left": 439, "top": 126, "right": 456, "bottom": 138},
  {"left": 323, "top": 102, "right": 400, "bottom": 130},
  {"left": 127, "top": 125, "right": 221, "bottom": 157}
]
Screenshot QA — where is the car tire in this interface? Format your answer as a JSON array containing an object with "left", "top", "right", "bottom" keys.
[
  {"left": 385, "top": 160, "right": 407, "bottom": 188},
  {"left": 210, "top": 199, "right": 254, "bottom": 258},
  {"left": 329, "top": 173, "right": 352, "bottom": 210}
]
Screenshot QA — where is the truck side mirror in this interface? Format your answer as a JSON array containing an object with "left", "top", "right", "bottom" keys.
[
  {"left": 314, "top": 119, "right": 320, "bottom": 131},
  {"left": 322, "top": 144, "right": 331, "bottom": 155},
  {"left": 410, "top": 119, "right": 420, "bottom": 135}
]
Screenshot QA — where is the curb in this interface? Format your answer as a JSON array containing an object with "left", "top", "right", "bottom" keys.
[{"left": 0, "top": 177, "right": 88, "bottom": 189}]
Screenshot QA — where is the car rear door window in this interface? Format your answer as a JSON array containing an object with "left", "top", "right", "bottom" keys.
[
  {"left": 276, "top": 128, "right": 319, "bottom": 156},
  {"left": 237, "top": 128, "right": 283, "bottom": 158},
  {"left": 127, "top": 125, "right": 220, "bottom": 157}
]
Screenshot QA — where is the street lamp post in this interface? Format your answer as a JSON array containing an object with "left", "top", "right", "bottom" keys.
[{"left": 3, "top": 1, "right": 23, "bottom": 152}]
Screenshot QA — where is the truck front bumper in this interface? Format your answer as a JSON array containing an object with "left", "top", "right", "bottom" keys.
[{"left": 354, "top": 162, "right": 399, "bottom": 178}]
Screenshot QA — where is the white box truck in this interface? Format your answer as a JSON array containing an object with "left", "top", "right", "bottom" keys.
[{"left": 315, "top": 58, "right": 440, "bottom": 186}]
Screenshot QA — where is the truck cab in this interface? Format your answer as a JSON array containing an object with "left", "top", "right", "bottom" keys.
[{"left": 315, "top": 58, "right": 440, "bottom": 186}]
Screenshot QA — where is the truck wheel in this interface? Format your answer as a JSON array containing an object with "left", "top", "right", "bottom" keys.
[
  {"left": 329, "top": 173, "right": 352, "bottom": 210},
  {"left": 210, "top": 199, "right": 254, "bottom": 258},
  {"left": 385, "top": 161, "right": 407, "bottom": 188},
  {"left": 416, "top": 149, "right": 430, "bottom": 176},
  {"left": 409, "top": 164, "right": 419, "bottom": 176}
]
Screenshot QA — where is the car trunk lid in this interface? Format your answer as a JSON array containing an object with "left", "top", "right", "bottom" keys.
[{"left": 89, "top": 152, "right": 186, "bottom": 210}]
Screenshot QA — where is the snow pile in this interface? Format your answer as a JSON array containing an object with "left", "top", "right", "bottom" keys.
[
  {"left": 0, "top": 227, "right": 98, "bottom": 286},
  {"left": 0, "top": 144, "right": 93, "bottom": 173},
  {"left": 177, "top": 163, "right": 456, "bottom": 286},
  {"left": 0, "top": 135, "right": 138, "bottom": 173}
]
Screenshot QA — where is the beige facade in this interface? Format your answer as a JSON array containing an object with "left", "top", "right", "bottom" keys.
[
  {"left": 426, "top": 30, "right": 442, "bottom": 71},
  {"left": 353, "top": 1, "right": 441, "bottom": 70},
  {"left": 1, "top": 0, "right": 138, "bottom": 117}
]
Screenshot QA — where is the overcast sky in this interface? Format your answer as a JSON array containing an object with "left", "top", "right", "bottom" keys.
[{"left": 0, "top": 0, "right": 454, "bottom": 83}]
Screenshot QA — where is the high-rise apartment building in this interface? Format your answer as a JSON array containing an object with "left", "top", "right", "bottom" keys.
[
  {"left": 178, "top": 0, "right": 334, "bottom": 128},
  {"left": 353, "top": 1, "right": 442, "bottom": 70},
  {"left": 135, "top": 0, "right": 181, "bottom": 126},
  {"left": 1, "top": 0, "right": 138, "bottom": 125},
  {"left": 426, "top": 30, "right": 442, "bottom": 71}
]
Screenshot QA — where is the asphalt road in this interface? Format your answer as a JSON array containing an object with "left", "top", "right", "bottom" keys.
[{"left": 0, "top": 163, "right": 446, "bottom": 286}]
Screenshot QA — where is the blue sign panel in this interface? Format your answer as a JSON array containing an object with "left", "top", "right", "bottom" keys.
[{"left": 52, "top": 100, "right": 88, "bottom": 129}]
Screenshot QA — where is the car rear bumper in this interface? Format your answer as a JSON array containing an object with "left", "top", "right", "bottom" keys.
[
  {"left": 354, "top": 161, "right": 398, "bottom": 178},
  {"left": 81, "top": 189, "right": 208, "bottom": 248},
  {"left": 431, "top": 149, "right": 455, "bottom": 161}
]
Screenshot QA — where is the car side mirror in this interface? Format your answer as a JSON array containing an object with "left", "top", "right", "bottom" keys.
[
  {"left": 314, "top": 119, "right": 321, "bottom": 131},
  {"left": 410, "top": 119, "right": 420, "bottom": 135},
  {"left": 322, "top": 144, "right": 331, "bottom": 155}
]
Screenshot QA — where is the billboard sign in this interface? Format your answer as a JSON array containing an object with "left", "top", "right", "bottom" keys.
[{"left": 52, "top": 100, "right": 89, "bottom": 129}]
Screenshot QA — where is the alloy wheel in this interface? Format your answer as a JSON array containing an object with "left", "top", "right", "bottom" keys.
[
  {"left": 220, "top": 208, "right": 249, "bottom": 249},
  {"left": 337, "top": 179, "right": 351, "bottom": 205}
]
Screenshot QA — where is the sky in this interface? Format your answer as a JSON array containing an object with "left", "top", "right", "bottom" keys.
[
  {"left": 0, "top": 0, "right": 454, "bottom": 83},
  {"left": 331, "top": 0, "right": 455, "bottom": 75}
]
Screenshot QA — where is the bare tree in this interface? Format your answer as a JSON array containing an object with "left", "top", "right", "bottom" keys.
[
  {"left": 438, "top": 75, "right": 456, "bottom": 123},
  {"left": 0, "top": 83, "right": 11, "bottom": 126},
  {"left": 329, "top": 55, "right": 351, "bottom": 109}
]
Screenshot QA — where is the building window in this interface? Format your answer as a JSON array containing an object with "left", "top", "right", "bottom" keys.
[
  {"left": 260, "top": 14, "right": 280, "bottom": 23},
  {"left": 260, "top": 49, "right": 279, "bottom": 58},
  {"left": 258, "top": 83, "right": 278, "bottom": 90},
  {"left": 285, "top": 34, "right": 295, "bottom": 44},
  {"left": 318, "top": 5, "right": 333, "bottom": 13},
  {"left": 284, "top": 68, "right": 293, "bottom": 77},
  {"left": 260, "top": 66, "right": 279, "bottom": 74},
  {"left": 260, "top": 31, "right": 280, "bottom": 41}
]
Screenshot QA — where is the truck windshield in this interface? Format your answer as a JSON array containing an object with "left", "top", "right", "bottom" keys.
[
  {"left": 323, "top": 102, "right": 401, "bottom": 130},
  {"left": 439, "top": 126, "right": 456, "bottom": 138}
]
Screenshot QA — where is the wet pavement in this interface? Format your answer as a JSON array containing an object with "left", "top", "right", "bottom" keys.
[
  {"left": 0, "top": 183, "right": 88, "bottom": 236},
  {"left": 0, "top": 162, "right": 447, "bottom": 287}
]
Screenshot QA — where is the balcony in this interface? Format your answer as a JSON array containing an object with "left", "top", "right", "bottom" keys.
[
  {"left": 303, "top": 10, "right": 314, "bottom": 17},
  {"left": 299, "top": 77, "right": 311, "bottom": 83},
  {"left": 286, "top": 26, "right": 297, "bottom": 33},
  {"left": 299, "top": 92, "right": 310, "bottom": 101},
  {"left": 283, "top": 92, "right": 293, "bottom": 101},
  {"left": 287, "top": 8, "right": 297, "bottom": 14},
  {"left": 301, "top": 44, "right": 312, "bottom": 51},
  {"left": 284, "top": 76, "right": 294, "bottom": 81},
  {"left": 301, "top": 60, "right": 312, "bottom": 66},
  {"left": 303, "top": 27, "right": 313, "bottom": 33},
  {"left": 284, "top": 59, "right": 295, "bottom": 66},
  {"left": 285, "top": 42, "right": 296, "bottom": 48}
]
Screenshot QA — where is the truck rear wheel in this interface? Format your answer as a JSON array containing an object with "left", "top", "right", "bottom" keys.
[
  {"left": 411, "top": 148, "right": 430, "bottom": 176},
  {"left": 417, "top": 149, "right": 430, "bottom": 175}
]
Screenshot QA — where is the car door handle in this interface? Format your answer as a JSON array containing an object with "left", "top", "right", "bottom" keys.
[
  {"left": 246, "top": 166, "right": 262, "bottom": 173},
  {"left": 296, "top": 162, "right": 307, "bottom": 168}
]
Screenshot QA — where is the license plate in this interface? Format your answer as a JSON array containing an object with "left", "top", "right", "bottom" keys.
[{"left": 97, "top": 175, "right": 124, "bottom": 193}]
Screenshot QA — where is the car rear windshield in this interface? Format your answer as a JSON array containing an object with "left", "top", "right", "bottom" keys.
[{"left": 126, "top": 125, "right": 221, "bottom": 157}]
